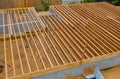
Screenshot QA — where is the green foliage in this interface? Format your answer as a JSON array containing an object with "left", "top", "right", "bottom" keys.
[
  {"left": 110, "top": 0, "right": 119, "bottom": 5},
  {"left": 69, "top": 1, "right": 76, "bottom": 4},
  {"left": 6, "top": 10, "right": 10, "bottom": 14},
  {"left": 42, "top": 1, "right": 52, "bottom": 11},
  {"left": 35, "top": 1, "right": 52, "bottom": 12},
  {"left": 35, "top": 8, "right": 42, "bottom": 12},
  {"left": 84, "top": 0, "right": 95, "bottom": 3}
]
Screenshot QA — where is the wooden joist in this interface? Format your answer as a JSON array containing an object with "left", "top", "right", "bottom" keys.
[{"left": 0, "top": 2, "right": 120, "bottom": 79}]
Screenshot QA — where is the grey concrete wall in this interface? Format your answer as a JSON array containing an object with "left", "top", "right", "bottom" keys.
[
  {"left": 95, "top": 67, "right": 104, "bottom": 79},
  {"left": 31, "top": 56, "right": 120, "bottom": 79},
  {"left": 62, "top": 0, "right": 83, "bottom": 4}
]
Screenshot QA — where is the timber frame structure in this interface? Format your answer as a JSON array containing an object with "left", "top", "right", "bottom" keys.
[{"left": 0, "top": 2, "right": 120, "bottom": 79}]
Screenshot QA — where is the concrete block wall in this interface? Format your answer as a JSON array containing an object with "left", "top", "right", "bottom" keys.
[
  {"left": 95, "top": 69, "right": 104, "bottom": 79},
  {"left": 62, "top": 0, "right": 83, "bottom": 4},
  {"left": 31, "top": 56, "right": 120, "bottom": 79}
]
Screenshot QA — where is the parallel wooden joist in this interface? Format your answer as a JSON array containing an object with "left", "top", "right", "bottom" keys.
[{"left": 0, "top": 2, "right": 120, "bottom": 79}]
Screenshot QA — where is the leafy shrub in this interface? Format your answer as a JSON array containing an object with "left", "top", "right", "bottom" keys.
[
  {"left": 84, "top": 0, "right": 95, "bottom": 3},
  {"left": 42, "top": 1, "right": 52, "bottom": 11},
  {"left": 35, "top": 8, "right": 42, "bottom": 12},
  {"left": 69, "top": 1, "right": 76, "bottom": 4},
  {"left": 110, "top": 0, "right": 120, "bottom": 5}
]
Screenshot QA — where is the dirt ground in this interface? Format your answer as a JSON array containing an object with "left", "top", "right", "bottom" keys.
[
  {"left": 72, "top": 76, "right": 85, "bottom": 79},
  {"left": 101, "top": 65, "right": 120, "bottom": 79}
]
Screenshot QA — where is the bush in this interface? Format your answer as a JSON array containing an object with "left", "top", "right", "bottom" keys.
[
  {"left": 42, "top": 1, "right": 52, "bottom": 11},
  {"left": 84, "top": 0, "right": 95, "bottom": 3},
  {"left": 110, "top": 0, "right": 120, "bottom": 6},
  {"left": 69, "top": 1, "right": 76, "bottom": 4},
  {"left": 35, "top": 8, "right": 42, "bottom": 12}
]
